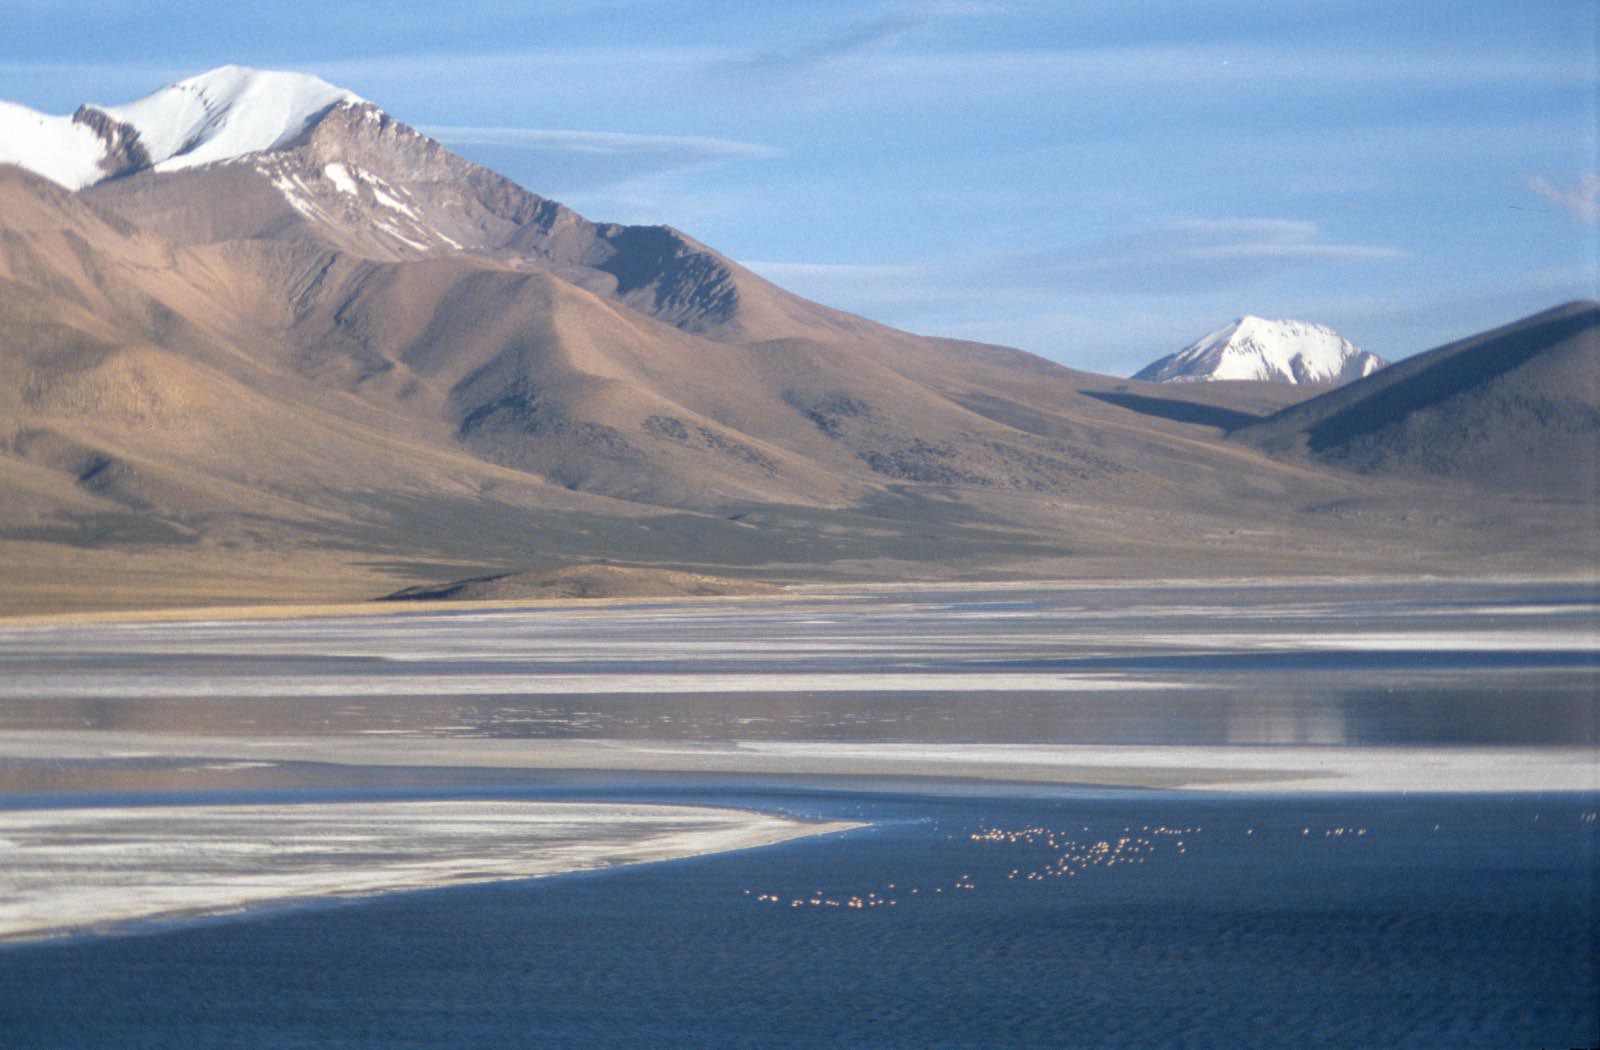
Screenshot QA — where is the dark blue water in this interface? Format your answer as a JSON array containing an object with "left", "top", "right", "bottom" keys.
[{"left": 2, "top": 783, "right": 1595, "bottom": 1049}]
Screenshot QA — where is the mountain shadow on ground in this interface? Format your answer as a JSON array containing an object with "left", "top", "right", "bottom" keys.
[{"left": 1080, "top": 391, "right": 1266, "bottom": 432}]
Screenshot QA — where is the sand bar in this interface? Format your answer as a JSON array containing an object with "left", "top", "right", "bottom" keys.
[
  {"left": 0, "top": 799, "right": 860, "bottom": 944},
  {"left": 4, "top": 730, "right": 1595, "bottom": 794}
]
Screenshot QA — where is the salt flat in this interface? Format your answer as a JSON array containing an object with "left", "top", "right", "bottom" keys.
[
  {"left": 0, "top": 579, "right": 1593, "bottom": 782},
  {"left": 0, "top": 580, "right": 1593, "bottom": 946},
  {"left": 0, "top": 800, "right": 858, "bottom": 943},
  {"left": 3, "top": 730, "right": 1594, "bottom": 793},
  {"left": 3, "top": 579, "right": 1593, "bottom": 727}
]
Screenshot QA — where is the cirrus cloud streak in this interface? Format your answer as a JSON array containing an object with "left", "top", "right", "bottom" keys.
[{"left": 1527, "top": 172, "right": 1600, "bottom": 223}]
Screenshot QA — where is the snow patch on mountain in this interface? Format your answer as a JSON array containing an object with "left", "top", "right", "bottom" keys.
[
  {"left": 318, "top": 163, "right": 419, "bottom": 217},
  {"left": 367, "top": 177, "right": 421, "bottom": 219},
  {"left": 0, "top": 101, "right": 109, "bottom": 189},
  {"left": 265, "top": 167, "right": 323, "bottom": 220},
  {"left": 253, "top": 154, "right": 459, "bottom": 254},
  {"left": 0, "top": 66, "right": 362, "bottom": 189},
  {"left": 1134, "top": 316, "right": 1387, "bottom": 385},
  {"left": 323, "top": 162, "right": 359, "bottom": 195}
]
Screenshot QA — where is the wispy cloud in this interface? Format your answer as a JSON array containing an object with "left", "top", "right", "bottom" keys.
[
  {"left": 736, "top": 13, "right": 926, "bottom": 72},
  {"left": 748, "top": 218, "right": 1401, "bottom": 306},
  {"left": 1027, "top": 218, "right": 1405, "bottom": 294},
  {"left": 728, "top": 2, "right": 1003, "bottom": 75},
  {"left": 743, "top": 260, "right": 924, "bottom": 282},
  {"left": 1160, "top": 218, "right": 1404, "bottom": 261},
  {"left": 1527, "top": 172, "right": 1600, "bottom": 223},
  {"left": 420, "top": 126, "right": 779, "bottom": 193},
  {"left": 831, "top": 43, "right": 1596, "bottom": 98},
  {"left": 424, "top": 126, "right": 778, "bottom": 162}
]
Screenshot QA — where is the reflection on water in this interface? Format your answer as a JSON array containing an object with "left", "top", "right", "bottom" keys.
[{"left": 0, "top": 580, "right": 1593, "bottom": 747}]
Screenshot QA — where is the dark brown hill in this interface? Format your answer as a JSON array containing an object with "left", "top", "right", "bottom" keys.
[
  {"left": 381, "top": 564, "right": 783, "bottom": 602},
  {"left": 1235, "top": 301, "right": 1600, "bottom": 496}
]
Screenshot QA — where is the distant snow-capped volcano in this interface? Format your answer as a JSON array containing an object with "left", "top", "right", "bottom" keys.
[
  {"left": 1134, "top": 316, "right": 1387, "bottom": 385},
  {"left": 0, "top": 65, "right": 361, "bottom": 189}
]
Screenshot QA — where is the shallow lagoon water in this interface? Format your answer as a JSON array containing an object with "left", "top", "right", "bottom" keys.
[
  {"left": 2, "top": 781, "right": 1596, "bottom": 1048},
  {"left": 0, "top": 579, "right": 1594, "bottom": 747},
  {"left": 0, "top": 580, "right": 1596, "bottom": 1045}
]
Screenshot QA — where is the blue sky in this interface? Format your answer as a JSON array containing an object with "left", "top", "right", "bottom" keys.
[{"left": 2, "top": 1, "right": 1595, "bottom": 374}]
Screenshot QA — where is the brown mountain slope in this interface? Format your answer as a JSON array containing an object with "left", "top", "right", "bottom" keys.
[
  {"left": 60, "top": 92, "right": 1315, "bottom": 516},
  {"left": 55, "top": 126, "right": 1319, "bottom": 518},
  {"left": 1, "top": 78, "right": 1595, "bottom": 613},
  {"left": 0, "top": 167, "right": 654, "bottom": 555},
  {"left": 1235, "top": 301, "right": 1600, "bottom": 496},
  {"left": 79, "top": 100, "right": 843, "bottom": 344}
]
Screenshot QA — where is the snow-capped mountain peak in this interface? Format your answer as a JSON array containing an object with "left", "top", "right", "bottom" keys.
[
  {"left": 0, "top": 65, "right": 364, "bottom": 190},
  {"left": 101, "top": 65, "right": 363, "bottom": 175},
  {"left": 1133, "top": 315, "right": 1387, "bottom": 385}
]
